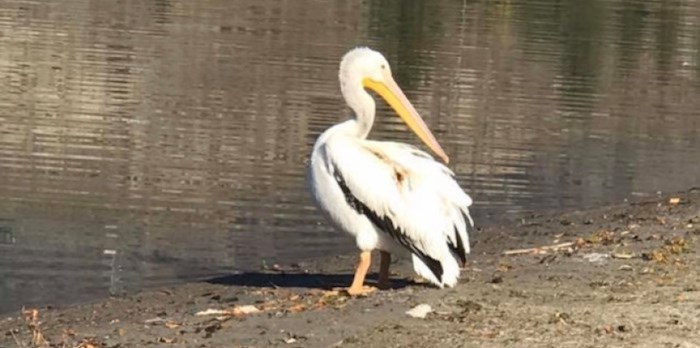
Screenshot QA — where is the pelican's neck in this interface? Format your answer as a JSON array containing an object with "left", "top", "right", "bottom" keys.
[{"left": 342, "top": 83, "right": 376, "bottom": 139}]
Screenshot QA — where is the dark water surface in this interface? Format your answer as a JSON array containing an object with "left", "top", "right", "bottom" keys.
[{"left": 1, "top": 0, "right": 699, "bottom": 313}]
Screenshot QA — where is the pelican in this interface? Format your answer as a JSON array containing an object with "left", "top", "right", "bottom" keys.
[{"left": 308, "top": 47, "right": 474, "bottom": 295}]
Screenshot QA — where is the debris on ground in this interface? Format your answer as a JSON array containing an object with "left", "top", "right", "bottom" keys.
[
  {"left": 1, "top": 189, "right": 699, "bottom": 348},
  {"left": 405, "top": 304, "right": 432, "bottom": 319}
]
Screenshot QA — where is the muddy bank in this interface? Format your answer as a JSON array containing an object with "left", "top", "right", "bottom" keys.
[{"left": 2, "top": 189, "right": 699, "bottom": 348}]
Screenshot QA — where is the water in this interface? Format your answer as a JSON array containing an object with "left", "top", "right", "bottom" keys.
[{"left": 0, "top": 0, "right": 699, "bottom": 314}]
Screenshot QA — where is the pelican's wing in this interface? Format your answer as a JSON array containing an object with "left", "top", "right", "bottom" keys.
[
  {"left": 366, "top": 141, "right": 474, "bottom": 264},
  {"left": 325, "top": 137, "right": 473, "bottom": 282}
]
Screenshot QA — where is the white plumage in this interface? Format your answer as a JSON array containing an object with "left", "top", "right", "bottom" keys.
[{"left": 308, "top": 47, "right": 474, "bottom": 294}]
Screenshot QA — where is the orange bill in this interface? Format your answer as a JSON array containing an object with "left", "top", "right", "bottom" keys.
[{"left": 363, "top": 75, "right": 449, "bottom": 163}]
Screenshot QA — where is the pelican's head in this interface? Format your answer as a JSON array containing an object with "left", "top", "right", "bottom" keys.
[{"left": 339, "top": 47, "right": 449, "bottom": 164}]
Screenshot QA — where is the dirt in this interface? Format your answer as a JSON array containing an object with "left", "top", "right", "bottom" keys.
[{"left": 2, "top": 188, "right": 700, "bottom": 348}]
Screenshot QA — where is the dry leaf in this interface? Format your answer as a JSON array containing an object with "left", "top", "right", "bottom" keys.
[
  {"left": 288, "top": 304, "right": 306, "bottom": 313},
  {"left": 323, "top": 290, "right": 342, "bottom": 297},
  {"left": 669, "top": 197, "right": 681, "bottom": 205},
  {"left": 583, "top": 253, "right": 609, "bottom": 263},
  {"left": 588, "top": 230, "right": 615, "bottom": 245},
  {"left": 666, "top": 236, "right": 688, "bottom": 253},
  {"left": 232, "top": 305, "right": 261, "bottom": 316},
  {"left": 480, "top": 329, "right": 498, "bottom": 339},
  {"left": 63, "top": 328, "right": 76, "bottom": 337},
  {"left": 257, "top": 302, "right": 279, "bottom": 311},
  {"left": 164, "top": 322, "right": 180, "bottom": 329},
  {"left": 76, "top": 339, "right": 101, "bottom": 348},
  {"left": 496, "top": 263, "right": 513, "bottom": 272},
  {"left": 649, "top": 250, "right": 667, "bottom": 263},
  {"left": 158, "top": 336, "right": 176, "bottom": 344}
]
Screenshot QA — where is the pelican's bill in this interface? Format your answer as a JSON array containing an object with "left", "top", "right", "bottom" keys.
[{"left": 362, "top": 76, "right": 449, "bottom": 164}]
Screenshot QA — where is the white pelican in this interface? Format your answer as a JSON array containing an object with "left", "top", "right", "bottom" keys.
[{"left": 308, "top": 47, "right": 474, "bottom": 295}]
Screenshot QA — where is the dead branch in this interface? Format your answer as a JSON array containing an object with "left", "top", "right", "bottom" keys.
[{"left": 502, "top": 242, "right": 574, "bottom": 256}]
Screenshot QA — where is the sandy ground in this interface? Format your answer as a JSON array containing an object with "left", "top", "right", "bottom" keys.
[{"left": 2, "top": 188, "right": 699, "bottom": 348}]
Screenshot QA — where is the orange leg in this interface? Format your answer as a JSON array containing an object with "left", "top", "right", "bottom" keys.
[
  {"left": 347, "top": 251, "right": 376, "bottom": 296},
  {"left": 377, "top": 251, "right": 391, "bottom": 290}
]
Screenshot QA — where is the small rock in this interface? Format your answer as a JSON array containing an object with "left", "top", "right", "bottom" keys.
[{"left": 406, "top": 304, "right": 432, "bottom": 318}]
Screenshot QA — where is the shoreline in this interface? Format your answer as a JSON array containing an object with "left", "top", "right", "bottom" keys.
[{"left": 2, "top": 188, "right": 699, "bottom": 348}]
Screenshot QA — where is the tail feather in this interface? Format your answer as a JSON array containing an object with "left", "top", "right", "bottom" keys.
[{"left": 412, "top": 252, "right": 460, "bottom": 288}]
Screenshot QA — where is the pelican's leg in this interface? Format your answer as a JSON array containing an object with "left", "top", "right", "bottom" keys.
[
  {"left": 347, "top": 251, "right": 376, "bottom": 296},
  {"left": 377, "top": 251, "right": 391, "bottom": 290}
]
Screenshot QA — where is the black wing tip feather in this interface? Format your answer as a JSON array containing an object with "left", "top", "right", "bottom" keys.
[
  {"left": 422, "top": 256, "right": 444, "bottom": 281},
  {"left": 448, "top": 227, "right": 468, "bottom": 266},
  {"left": 332, "top": 165, "right": 444, "bottom": 282}
]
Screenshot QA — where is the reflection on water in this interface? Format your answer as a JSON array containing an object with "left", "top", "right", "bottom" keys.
[{"left": 0, "top": 0, "right": 699, "bottom": 313}]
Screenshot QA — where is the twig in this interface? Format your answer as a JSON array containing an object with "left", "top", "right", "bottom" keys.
[
  {"left": 502, "top": 242, "right": 574, "bottom": 256},
  {"left": 10, "top": 329, "right": 25, "bottom": 348}
]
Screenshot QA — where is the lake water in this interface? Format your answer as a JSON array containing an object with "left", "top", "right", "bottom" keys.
[{"left": 1, "top": 0, "right": 699, "bottom": 314}]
